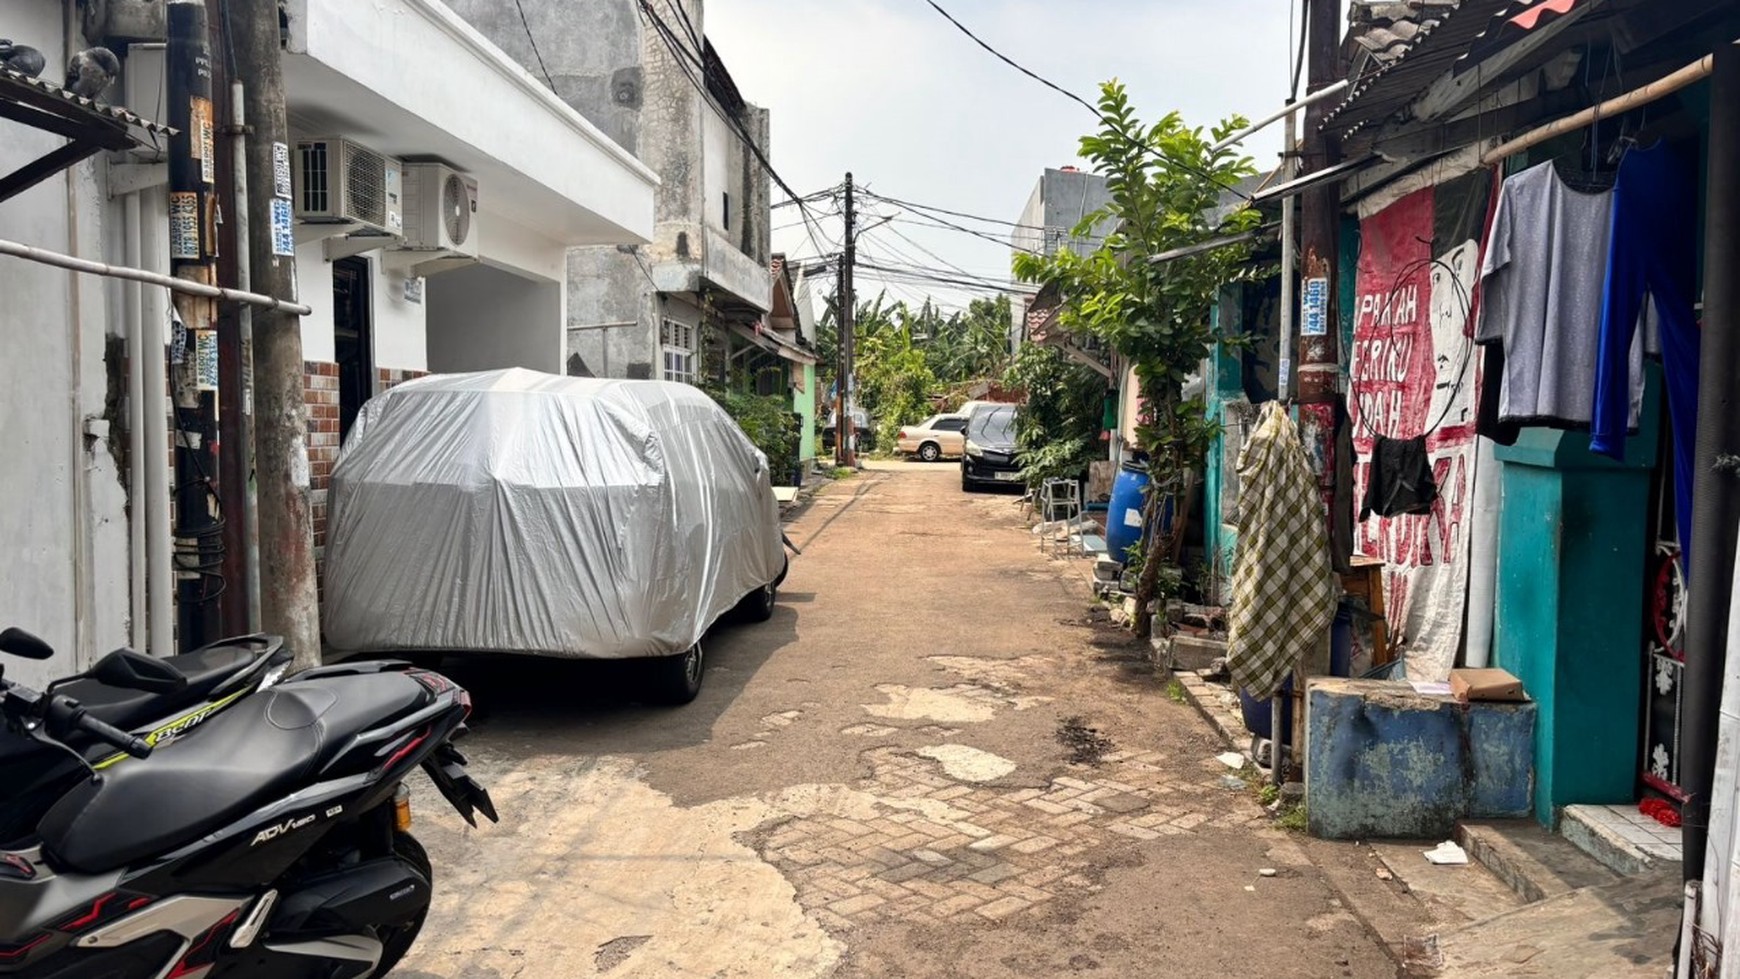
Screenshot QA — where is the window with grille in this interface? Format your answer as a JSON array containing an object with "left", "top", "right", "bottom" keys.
[{"left": 661, "top": 318, "right": 697, "bottom": 385}]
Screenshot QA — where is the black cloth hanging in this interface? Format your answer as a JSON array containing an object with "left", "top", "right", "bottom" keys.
[{"left": 1360, "top": 435, "right": 1439, "bottom": 520}]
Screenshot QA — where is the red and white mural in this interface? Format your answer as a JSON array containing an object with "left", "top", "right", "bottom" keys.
[{"left": 1348, "top": 174, "right": 1492, "bottom": 679}]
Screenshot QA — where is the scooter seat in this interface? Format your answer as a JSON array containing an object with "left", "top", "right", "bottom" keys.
[
  {"left": 38, "top": 672, "right": 428, "bottom": 875},
  {"left": 58, "top": 637, "right": 274, "bottom": 733}
]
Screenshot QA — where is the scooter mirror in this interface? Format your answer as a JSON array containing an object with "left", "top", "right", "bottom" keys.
[
  {"left": 0, "top": 628, "right": 55, "bottom": 661},
  {"left": 89, "top": 649, "right": 187, "bottom": 694}
]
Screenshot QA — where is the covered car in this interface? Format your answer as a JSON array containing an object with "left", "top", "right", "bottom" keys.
[{"left": 321, "top": 368, "right": 787, "bottom": 703}]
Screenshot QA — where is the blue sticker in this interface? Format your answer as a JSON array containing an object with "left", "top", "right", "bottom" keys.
[
  {"left": 1301, "top": 277, "right": 1329, "bottom": 337},
  {"left": 271, "top": 198, "right": 295, "bottom": 257}
]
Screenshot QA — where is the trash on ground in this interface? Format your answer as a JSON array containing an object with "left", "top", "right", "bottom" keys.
[
  {"left": 1422, "top": 840, "right": 1469, "bottom": 865},
  {"left": 1258, "top": 868, "right": 1278, "bottom": 878},
  {"left": 1216, "top": 751, "right": 1246, "bottom": 769},
  {"left": 1219, "top": 774, "right": 1246, "bottom": 790}
]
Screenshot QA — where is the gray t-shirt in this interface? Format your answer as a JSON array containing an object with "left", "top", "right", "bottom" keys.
[{"left": 1477, "top": 160, "right": 1646, "bottom": 427}]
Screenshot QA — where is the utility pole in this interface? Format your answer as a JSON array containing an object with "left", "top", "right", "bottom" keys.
[
  {"left": 210, "top": 13, "right": 246, "bottom": 634},
  {"left": 836, "top": 172, "right": 858, "bottom": 468},
  {"left": 167, "top": 0, "right": 221, "bottom": 650},
  {"left": 233, "top": 0, "right": 323, "bottom": 671},
  {"left": 1296, "top": 0, "right": 1344, "bottom": 517}
]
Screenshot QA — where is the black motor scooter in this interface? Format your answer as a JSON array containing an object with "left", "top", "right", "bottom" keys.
[
  {"left": 0, "top": 628, "right": 496, "bottom": 979},
  {"left": 0, "top": 631, "right": 291, "bottom": 847}
]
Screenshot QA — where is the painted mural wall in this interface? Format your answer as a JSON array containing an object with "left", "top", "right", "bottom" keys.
[{"left": 1347, "top": 173, "right": 1492, "bottom": 680}]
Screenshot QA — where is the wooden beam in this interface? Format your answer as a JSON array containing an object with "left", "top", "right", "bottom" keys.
[{"left": 0, "top": 141, "right": 100, "bottom": 202}]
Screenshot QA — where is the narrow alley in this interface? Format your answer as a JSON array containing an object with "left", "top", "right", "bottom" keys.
[{"left": 394, "top": 463, "right": 1394, "bottom": 979}]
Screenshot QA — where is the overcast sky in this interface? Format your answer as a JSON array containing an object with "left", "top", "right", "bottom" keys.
[{"left": 706, "top": 0, "right": 1305, "bottom": 313}]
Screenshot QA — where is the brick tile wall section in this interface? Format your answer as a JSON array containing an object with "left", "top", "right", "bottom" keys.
[
  {"left": 377, "top": 368, "right": 428, "bottom": 392},
  {"left": 304, "top": 362, "right": 340, "bottom": 559}
]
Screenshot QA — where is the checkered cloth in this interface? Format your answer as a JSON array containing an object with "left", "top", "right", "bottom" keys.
[{"left": 1226, "top": 403, "right": 1336, "bottom": 699}]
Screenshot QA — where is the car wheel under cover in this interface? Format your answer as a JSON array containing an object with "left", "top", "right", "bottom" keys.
[{"left": 647, "top": 642, "right": 705, "bottom": 706}]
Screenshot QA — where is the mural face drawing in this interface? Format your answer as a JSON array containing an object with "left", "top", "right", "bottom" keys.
[{"left": 1426, "top": 240, "right": 1480, "bottom": 436}]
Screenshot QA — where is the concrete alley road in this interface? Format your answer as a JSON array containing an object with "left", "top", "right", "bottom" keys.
[{"left": 393, "top": 461, "right": 1397, "bottom": 979}]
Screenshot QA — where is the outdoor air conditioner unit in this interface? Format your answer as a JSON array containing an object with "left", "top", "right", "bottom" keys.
[
  {"left": 400, "top": 163, "right": 480, "bottom": 260},
  {"left": 293, "top": 137, "right": 404, "bottom": 237}
]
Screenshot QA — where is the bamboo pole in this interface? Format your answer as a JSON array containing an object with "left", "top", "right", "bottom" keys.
[{"left": 1481, "top": 52, "right": 1721, "bottom": 166}]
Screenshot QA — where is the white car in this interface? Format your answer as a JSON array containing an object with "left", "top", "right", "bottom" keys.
[{"left": 897, "top": 414, "right": 968, "bottom": 462}]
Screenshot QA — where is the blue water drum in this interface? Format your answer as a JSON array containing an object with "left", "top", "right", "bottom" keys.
[{"left": 1106, "top": 463, "right": 1151, "bottom": 563}]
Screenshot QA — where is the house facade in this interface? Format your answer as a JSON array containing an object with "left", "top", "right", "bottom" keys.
[
  {"left": 0, "top": 0, "right": 656, "bottom": 682},
  {"left": 453, "top": 0, "right": 779, "bottom": 390}
]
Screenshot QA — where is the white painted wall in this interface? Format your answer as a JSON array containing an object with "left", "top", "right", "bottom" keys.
[
  {"left": 370, "top": 257, "right": 427, "bottom": 372},
  {"left": 295, "top": 246, "right": 338, "bottom": 364},
  {"left": 0, "top": 0, "right": 133, "bottom": 684},
  {"left": 425, "top": 264, "right": 562, "bottom": 373},
  {"left": 285, "top": 0, "right": 656, "bottom": 245}
]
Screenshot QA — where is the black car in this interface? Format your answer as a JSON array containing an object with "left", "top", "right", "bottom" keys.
[{"left": 960, "top": 403, "right": 1021, "bottom": 491}]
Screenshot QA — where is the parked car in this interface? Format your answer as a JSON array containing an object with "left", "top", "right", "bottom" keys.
[
  {"left": 322, "top": 368, "right": 789, "bottom": 705},
  {"left": 961, "top": 403, "right": 1023, "bottom": 491},
  {"left": 822, "top": 406, "right": 875, "bottom": 453},
  {"left": 898, "top": 413, "right": 968, "bottom": 462}
]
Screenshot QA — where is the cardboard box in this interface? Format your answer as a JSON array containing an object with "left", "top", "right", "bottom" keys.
[{"left": 1449, "top": 668, "right": 1527, "bottom": 703}]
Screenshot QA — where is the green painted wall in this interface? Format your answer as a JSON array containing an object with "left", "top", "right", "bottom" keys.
[{"left": 1492, "top": 368, "right": 1661, "bottom": 825}]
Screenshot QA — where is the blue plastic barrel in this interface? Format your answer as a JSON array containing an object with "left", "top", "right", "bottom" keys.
[{"left": 1106, "top": 463, "right": 1151, "bottom": 564}]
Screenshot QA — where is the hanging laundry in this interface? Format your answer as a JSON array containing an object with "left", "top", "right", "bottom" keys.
[
  {"left": 1227, "top": 403, "right": 1336, "bottom": 700},
  {"left": 1592, "top": 141, "right": 1700, "bottom": 569},
  {"left": 1360, "top": 434, "right": 1439, "bottom": 520},
  {"left": 1475, "top": 160, "right": 1647, "bottom": 429}
]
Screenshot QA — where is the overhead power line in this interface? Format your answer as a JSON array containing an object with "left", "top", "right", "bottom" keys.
[
  {"left": 860, "top": 190, "right": 1049, "bottom": 231},
  {"left": 914, "top": 0, "right": 1253, "bottom": 201},
  {"left": 635, "top": 0, "right": 836, "bottom": 258},
  {"left": 917, "top": 0, "right": 1097, "bottom": 113},
  {"left": 513, "top": 0, "right": 556, "bottom": 91},
  {"left": 886, "top": 211, "right": 1040, "bottom": 255}
]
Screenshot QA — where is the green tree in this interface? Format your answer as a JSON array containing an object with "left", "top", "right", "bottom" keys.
[
  {"left": 1013, "top": 82, "right": 1259, "bottom": 640},
  {"left": 1004, "top": 343, "right": 1105, "bottom": 485}
]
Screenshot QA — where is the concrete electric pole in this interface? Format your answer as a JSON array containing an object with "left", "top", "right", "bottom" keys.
[
  {"left": 836, "top": 172, "right": 858, "bottom": 468},
  {"left": 230, "top": 0, "right": 323, "bottom": 671}
]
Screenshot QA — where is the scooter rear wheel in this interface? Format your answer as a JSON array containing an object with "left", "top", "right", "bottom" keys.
[{"left": 373, "top": 832, "right": 432, "bottom": 975}]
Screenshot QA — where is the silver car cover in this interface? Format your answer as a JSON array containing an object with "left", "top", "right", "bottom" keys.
[{"left": 321, "top": 369, "right": 786, "bottom": 659}]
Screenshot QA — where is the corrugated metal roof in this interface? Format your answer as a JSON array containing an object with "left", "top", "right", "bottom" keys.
[
  {"left": 1323, "top": 0, "right": 1584, "bottom": 137},
  {"left": 0, "top": 66, "right": 176, "bottom": 140}
]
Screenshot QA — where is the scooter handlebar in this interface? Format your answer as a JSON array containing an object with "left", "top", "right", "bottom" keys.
[{"left": 72, "top": 710, "right": 152, "bottom": 759}]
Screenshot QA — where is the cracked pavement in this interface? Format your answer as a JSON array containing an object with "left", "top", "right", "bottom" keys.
[{"left": 392, "top": 461, "right": 1396, "bottom": 978}]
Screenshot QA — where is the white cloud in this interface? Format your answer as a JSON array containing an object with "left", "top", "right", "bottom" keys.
[{"left": 705, "top": 0, "right": 1298, "bottom": 308}]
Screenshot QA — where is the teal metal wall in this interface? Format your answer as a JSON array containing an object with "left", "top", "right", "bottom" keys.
[{"left": 1492, "top": 369, "right": 1661, "bottom": 824}]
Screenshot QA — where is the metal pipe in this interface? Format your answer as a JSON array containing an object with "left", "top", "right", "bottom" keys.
[
  {"left": 1272, "top": 106, "right": 1298, "bottom": 790},
  {"left": 231, "top": 79, "right": 261, "bottom": 631},
  {"left": 1279, "top": 109, "right": 1298, "bottom": 403},
  {"left": 1481, "top": 50, "right": 1724, "bottom": 166},
  {"left": 0, "top": 238, "right": 312, "bottom": 314},
  {"left": 64, "top": 138, "right": 90, "bottom": 668},
  {"left": 1212, "top": 79, "right": 1350, "bottom": 153},
  {"left": 124, "top": 192, "right": 147, "bottom": 650},
  {"left": 1681, "top": 45, "right": 1740, "bottom": 889},
  {"left": 141, "top": 188, "right": 175, "bottom": 657}
]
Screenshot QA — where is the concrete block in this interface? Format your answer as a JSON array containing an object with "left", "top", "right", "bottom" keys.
[
  {"left": 1306, "top": 679, "right": 1535, "bottom": 840},
  {"left": 1168, "top": 634, "right": 1227, "bottom": 673}
]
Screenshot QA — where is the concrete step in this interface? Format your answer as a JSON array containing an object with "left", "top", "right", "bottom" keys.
[
  {"left": 1560, "top": 804, "right": 1684, "bottom": 877},
  {"left": 1456, "top": 819, "right": 1623, "bottom": 904},
  {"left": 1417, "top": 870, "right": 1681, "bottom": 978}
]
